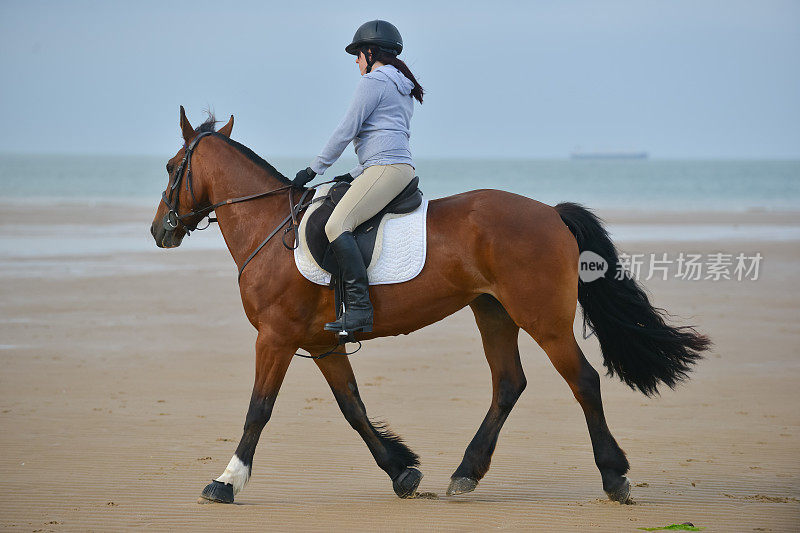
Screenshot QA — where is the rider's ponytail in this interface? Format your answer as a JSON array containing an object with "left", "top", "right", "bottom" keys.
[{"left": 363, "top": 46, "right": 424, "bottom": 104}]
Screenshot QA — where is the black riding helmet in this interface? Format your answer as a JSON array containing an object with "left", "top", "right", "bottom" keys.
[{"left": 345, "top": 20, "right": 403, "bottom": 57}]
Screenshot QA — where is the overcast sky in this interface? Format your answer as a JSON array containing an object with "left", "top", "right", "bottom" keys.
[{"left": 1, "top": 0, "right": 798, "bottom": 158}]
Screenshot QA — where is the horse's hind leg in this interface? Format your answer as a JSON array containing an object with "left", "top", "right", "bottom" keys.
[
  {"left": 535, "top": 329, "right": 631, "bottom": 502},
  {"left": 314, "top": 353, "right": 422, "bottom": 498},
  {"left": 448, "top": 294, "right": 526, "bottom": 496},
  {"left": 492, "top": 230, "right": 631, "bottom": 502}
]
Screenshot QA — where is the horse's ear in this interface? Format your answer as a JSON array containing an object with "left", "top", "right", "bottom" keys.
[
  {"left": 179, "top": 105, "right": 196, "bottom": 144},
  {"left": 217, "top": 115, "right": 234, "bottom": 138}
]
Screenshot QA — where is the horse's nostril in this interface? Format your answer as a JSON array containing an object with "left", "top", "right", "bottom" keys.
[{"left": 150, "top": 224, "right": 156, "bottom": 238}]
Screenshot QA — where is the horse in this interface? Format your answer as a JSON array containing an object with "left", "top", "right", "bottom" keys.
[{"left": 150, "top": 107, "right": 710, "bottom": 504}]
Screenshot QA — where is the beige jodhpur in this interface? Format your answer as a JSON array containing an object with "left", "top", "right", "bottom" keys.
[{"left": 324, "top": 163, "right": 416, "bottom": 242}]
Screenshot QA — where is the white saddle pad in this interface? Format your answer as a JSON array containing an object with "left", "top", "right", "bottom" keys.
[{"left": 294, "top": 183, "right": 428, "bottom": 286}]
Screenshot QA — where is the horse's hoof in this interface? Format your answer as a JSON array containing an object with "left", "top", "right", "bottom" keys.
[
  {"left": 393, "top": 467, "right": 423, "bottom": 498},
  {"left": 605, "top": 476, "right": 632, "bottom": 504},
  {"left": 200, "top": 480, "right": 234, "bottom": 503},
  {"left": 447, "top": 476, "right": 478, "bottom": 496}
]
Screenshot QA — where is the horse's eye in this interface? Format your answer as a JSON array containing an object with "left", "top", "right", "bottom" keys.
[{"left": 166, "top": 163, "right": 174, "bottom": 174}]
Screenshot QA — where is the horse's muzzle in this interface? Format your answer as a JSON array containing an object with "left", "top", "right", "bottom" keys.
[{"left": 151, "top": 215, "right": 185, "bottom": 249}]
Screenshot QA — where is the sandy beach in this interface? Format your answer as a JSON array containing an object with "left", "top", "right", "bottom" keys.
[{"left": 1, "top": 202, "right": 798, "bottom": 531}]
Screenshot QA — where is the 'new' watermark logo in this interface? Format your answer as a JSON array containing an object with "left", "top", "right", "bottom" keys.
[{"left": 579, "top": 251, "right": 608, "bottom": 282}]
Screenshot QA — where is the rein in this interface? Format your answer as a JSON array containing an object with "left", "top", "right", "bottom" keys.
[
  {"left": 159, "top": 131, "right": 321, "bottom": 281},
  {"left": 235, "top": 186, "right": 314, "bottom": 282},
  {"left": 160, "top": 131, "right": 360, "bottom": 360},
  {"left": 161, "top": 132, "right": 296, "bottom": 235}
]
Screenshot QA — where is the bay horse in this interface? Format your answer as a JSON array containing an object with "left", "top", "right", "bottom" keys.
[{"left": 150, "top": 108, "right": 710, "bottom": 504}]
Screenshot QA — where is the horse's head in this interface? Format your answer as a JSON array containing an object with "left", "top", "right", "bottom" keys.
[{"left": 150, "top": 106, "right": 234, "bottom": 248}]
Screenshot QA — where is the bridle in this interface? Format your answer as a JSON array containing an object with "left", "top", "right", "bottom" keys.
[
  {"left": 162, "top": 131, "right": 296, "bottom": 234},
  {"left": 161, "top": 132, "right": 213, "bottom": 232},
  {"left": 159, "top": 131, "right": 316, "bottom": 281}
]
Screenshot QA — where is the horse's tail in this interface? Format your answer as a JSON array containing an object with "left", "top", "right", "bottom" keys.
[{"left": 554, "top": 202, "right": 711, "bottom": 396}]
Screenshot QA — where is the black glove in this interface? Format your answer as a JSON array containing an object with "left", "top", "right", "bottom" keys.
[
  {"left": 333, "top": 172, "right": 354, "bottom": 184},
  {"left": 293, "top": 167, "right": 316, "bottom": 188}
]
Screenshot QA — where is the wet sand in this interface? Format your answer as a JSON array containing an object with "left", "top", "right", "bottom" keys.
[{"left": 1, "top": 203, "right": 798, "bottom": 531}]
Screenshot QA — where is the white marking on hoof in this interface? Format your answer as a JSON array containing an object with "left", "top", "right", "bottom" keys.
[{"left": 215, "top": 455, "right": 250, "bottom": 495}]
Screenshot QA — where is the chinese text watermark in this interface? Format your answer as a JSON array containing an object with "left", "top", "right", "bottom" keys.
[{"left": 579, "top": 251, "right": 763, "bottom": 282}]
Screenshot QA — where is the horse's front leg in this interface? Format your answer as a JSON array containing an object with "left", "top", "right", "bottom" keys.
[
  {"left": 200, "top": 331, "right": 295, "bottom": 503},
  {"left": 314, "top": 353, "right": 423, "bottom": 498}
]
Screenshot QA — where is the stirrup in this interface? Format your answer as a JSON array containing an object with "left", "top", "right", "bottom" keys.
[{"left": 324, "top": 320, "right": 373, "bottom": 334}]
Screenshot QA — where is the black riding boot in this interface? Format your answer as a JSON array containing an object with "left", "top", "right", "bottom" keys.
[{"left": 324, "top": 231, "right": 374, "bottom": 334}]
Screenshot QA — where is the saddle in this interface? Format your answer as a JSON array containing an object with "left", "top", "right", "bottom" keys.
[{"left": 303, "top": 176, "right": 423, "bottom": 275}]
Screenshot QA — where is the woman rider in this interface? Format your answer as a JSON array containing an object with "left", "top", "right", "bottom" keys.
[{"left": 293, "top": 20, "right": 424, "bottom": 335}]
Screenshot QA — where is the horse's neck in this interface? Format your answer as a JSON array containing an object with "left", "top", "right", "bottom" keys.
[{"left": 201, "top": 139, "right": 291, "bottom": 270}]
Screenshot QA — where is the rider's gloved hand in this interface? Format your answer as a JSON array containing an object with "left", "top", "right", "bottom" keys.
[
  {"left": 333, "top": 172, "right": 354, "bottom": 184},
  {"left": 293, "top": 167, "right": 316, "bottom": 188}
]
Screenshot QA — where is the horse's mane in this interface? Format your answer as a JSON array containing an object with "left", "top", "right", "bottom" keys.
[{"left": 195, "top": 112, "right": 292, "bottom": 186}]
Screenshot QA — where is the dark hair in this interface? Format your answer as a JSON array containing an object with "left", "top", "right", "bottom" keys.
[
  {"left": 196, "top": 111, "right": 218, "bottom": 133},
  {"left": 361, "top": 46, "right": 424, "bottom": 104}
]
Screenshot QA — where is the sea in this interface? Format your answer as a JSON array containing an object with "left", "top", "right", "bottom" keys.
[
  {"left": 1, "top": 154, "right": 798, "bottom": 212},
  {"left": 1, "top": 154, "right": 798, "bottom": 277}
]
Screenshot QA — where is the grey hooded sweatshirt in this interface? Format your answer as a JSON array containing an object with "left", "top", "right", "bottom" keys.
[{"left": 310, "top": 64, "right": 415, "bottom": 178}]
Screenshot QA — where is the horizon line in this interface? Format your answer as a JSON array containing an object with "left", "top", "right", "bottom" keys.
[{"left": 1, "top": 151, "right": 799, "bottom": 162}]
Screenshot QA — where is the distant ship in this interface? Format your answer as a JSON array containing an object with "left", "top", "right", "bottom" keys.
[{"left": 570, "top": 150, "right": 648, "bottom": 160}]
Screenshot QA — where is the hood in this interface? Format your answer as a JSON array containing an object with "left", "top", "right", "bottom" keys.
[{"left": 368, "top": 64, "right": 414, "bottom": 96}]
